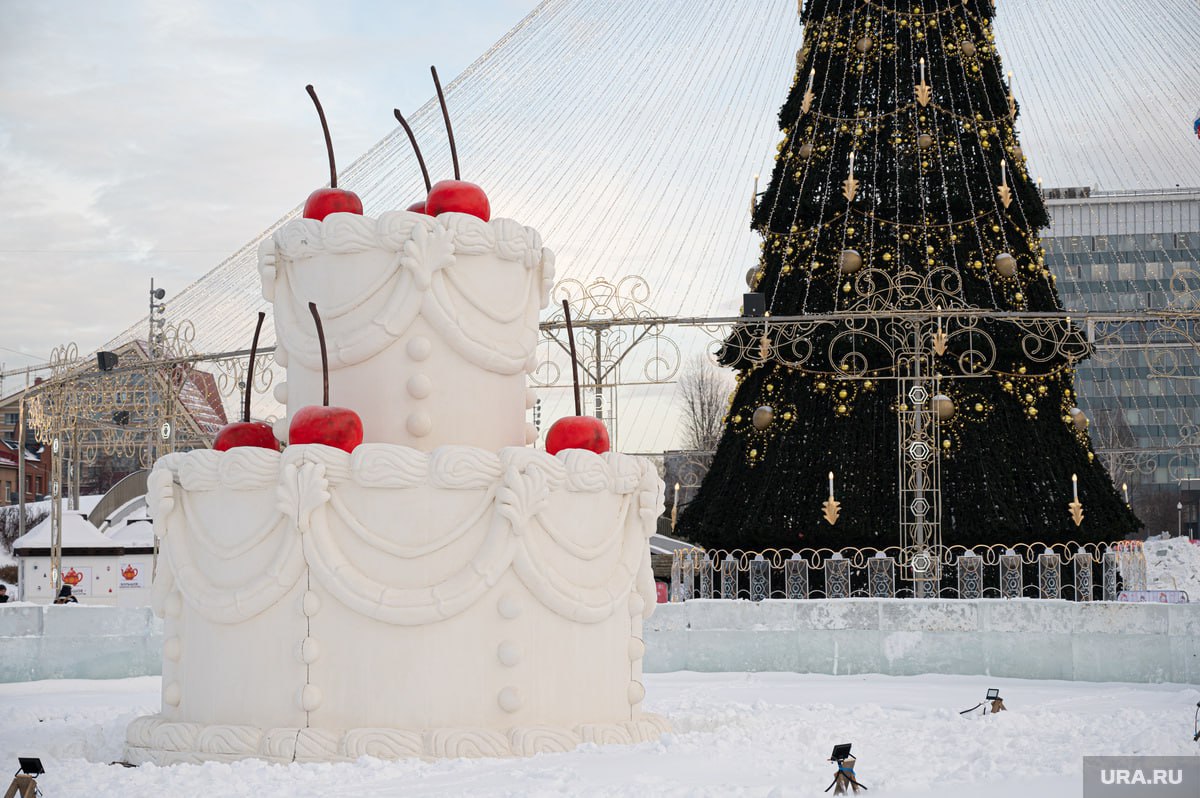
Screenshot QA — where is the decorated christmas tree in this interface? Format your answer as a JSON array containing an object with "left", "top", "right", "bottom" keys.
[{"left": 679, "top": 0, "right": 1140, "bottom": 552}]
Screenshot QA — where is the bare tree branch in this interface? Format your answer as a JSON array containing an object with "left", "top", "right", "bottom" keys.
[{"left": 677, "top": 354, "right": 732, "bottom": 451}]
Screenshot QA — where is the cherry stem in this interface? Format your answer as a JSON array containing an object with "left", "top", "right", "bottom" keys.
[
  {"left": 563, "top": 299, "right": 582, "bottom": 416},
  {"left": 244, "top": 311, "right": 266, "bottom": 423},
  {"left": 393, "top": 108, "right": 432, "bottom": 192},
  {"left": 431, "top": 66, "right": 461, "bottom": 180},
  {"left": 306, "top": 84, "right": 338, "bottom": 188},
  {"left": 308, "top": 302, "right": 330, "bottom": 407}
]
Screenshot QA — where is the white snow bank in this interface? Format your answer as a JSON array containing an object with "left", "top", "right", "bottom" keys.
[
  {"left": 1143, "top": 535, "right": 1200, "bottom": 596},
  {"left": 0, "top": 673, "right": 1195, "bottom": 797}
]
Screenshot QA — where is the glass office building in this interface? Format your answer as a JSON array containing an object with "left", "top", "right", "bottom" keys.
[{"left": 1041, "top": 187, "right": 1200, "bottom": 534}]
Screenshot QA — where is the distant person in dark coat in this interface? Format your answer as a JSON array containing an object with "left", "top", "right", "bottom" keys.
[
  {"left": 53, "top": 584, "right": 78, "bottom": 604},
  {"left": 0, "top": 585, "right": 9, "bottom": 603}
]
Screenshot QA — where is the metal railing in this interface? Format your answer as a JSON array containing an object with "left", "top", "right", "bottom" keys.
[{"left": 668, "top": 541, "right": 1148, "bottom": 602}]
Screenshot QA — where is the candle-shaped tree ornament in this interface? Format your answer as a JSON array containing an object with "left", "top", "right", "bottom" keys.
[
  {"left": 916, "top": 58, "right": 931, "bottom": 106},
  {"left": 932, "top": 304, "right": 948, "bottom": 355},
  {"left": 823, "top": 471, "right": 841, "bottom": 525},
  {"left": 997, "top": 158, "right": 1013, "bottom": 208},
  {"left": 1069, "top": 473, "right": 1085, "bottom": 526},
  {"left": 672, "top": 482, "right": 681, "bottom": 531},
  {"left": 751, "top": 174, "right": 760, "bottom": 217},
  {"left": 1122, "top": 482, "right": 1130, "bottom": 504},
  {"left": 802, "top": 69, "right": 816, "bottom": 113},
  {"left": 843, "top": 153, "right": 859, "bottom": 202}
]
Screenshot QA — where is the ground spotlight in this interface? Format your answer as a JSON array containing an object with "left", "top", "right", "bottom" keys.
[
  {"left": 826, "top": 743, "right": 867, "bottom": 794},
  {"left": 5, "top": 757, "right": 44, "bottom": 798}
]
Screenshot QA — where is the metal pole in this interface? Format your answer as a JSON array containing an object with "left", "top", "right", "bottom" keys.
[
  {"left": 16, "top": 395, "right": 26, "bottom": 539},
  {"left": 70, "top": 425, "right": 81, "bottom": 511}
]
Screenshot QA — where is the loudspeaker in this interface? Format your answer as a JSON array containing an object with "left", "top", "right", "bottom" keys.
[
  {"left": 96, "top": 351, "right": 119, "bottom": 371},
  {"left": 743, "top": 293, "right": 766, "bottom": 318}
]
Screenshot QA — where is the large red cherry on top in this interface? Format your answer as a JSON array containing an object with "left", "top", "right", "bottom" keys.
[
  {"left": 288, "top": 302, "right": 363, "bottom": 453},
  {"left": 214, "top": 312, "right": 281, "bottom": 452},
  {"left": 544, "top": 300, "right": 610, "bottom": 456},
  {"left": 303, "top": 84, "right": 363, "bottom": 221},
  {"left": 425, "top": 66, "right": 490, "bottom": 221}
]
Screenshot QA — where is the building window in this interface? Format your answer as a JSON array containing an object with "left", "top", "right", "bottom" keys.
[
  {"left": 2, "top": 413, "right": 17, "bottom": 428},
  {"left": 35, "top": 476, "right": 42, "bottom": 494},
  {"left": 1117, "top": 262, "right": 1137, "bottom": 281},
  {"left": 1145, "top": 262, "right": 1164, "bottom": 279},
  {"left": 1091, "top": 263, "right": 1110, "bottom": 281},
  {"left": 1093, "top": 236, "right": 1109, "bottom": 252}
]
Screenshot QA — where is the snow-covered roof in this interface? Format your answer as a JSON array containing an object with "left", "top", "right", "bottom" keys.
[
  {"left": 13, "top": 510, "right": 124, "bottom": 552},
  {"left": 107, "top": 519, "right": 154, "bottom": 548}
]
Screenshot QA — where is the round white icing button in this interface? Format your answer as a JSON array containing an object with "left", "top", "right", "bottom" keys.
[
  {"left": 300, "top": 637, "right": 321, "bottom": 665},
  {"left": 498, "top": 687, "right": 523, "bottom": 713},
  {"left": 497, "top": 595, "right": 522, "bottom": 619},
  {"left": 627, "top": 638, "right": 646, "bottom": 661},
  {"left": 407, "top": 374, "right": 433, "bottom": 400},
  {"left": 164, "top": 682, "right": 182, "bottom": 707},
  {"left": 407, "top": 336, "right": 432, "bottom": 361},
  {"left": 273, "top": 382, "right": 288, "bottom": 404},
  {"left": 627, "top": 681, "right": 646, "bottom": 705},
  {"left": 301, "top": 685, "right": 323, "bottom": 712},
  {"left": 165, "top": 592, "right": 183, "bottom": 619},
  {"left": 302, "top": 591, "right": 321, "bottom": 617},
  {"left": 407, "top": 412, "right": 433, "bottom": 437},
  {"left": 497, "top": 641, "right": 522, "bottom": 667},
  {"left": 163, "top": 637, "right": 182, "bottom": 662},
  {"left": 628, "top": 593, "right": 645, "bottom": 617},
  {"left": 524, "top": 423, "right": 538, "bottom": 445}
]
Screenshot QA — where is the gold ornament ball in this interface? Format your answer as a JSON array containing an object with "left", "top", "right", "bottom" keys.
[
  {"left": 799, "top": 142, "right": 814, "bottom": 159},
  {"left": 840, "top": 249, "right": 864, "bottom": 274},
  {"left": 752, "top": 405, "right": 775, "bottom": 431},
  {"left": 942, "top": 439, "right": 952, "bottom": 450},
  {"left": 995, "top": 253, "right": 1018, "bottom": 277},
  {"left": 932, "top": 393, "right": 955, "bottom": 421},
  {"left": 836, "top": 404, "right": 849, "bottom": 415},
  {"left": 856, "top": 36, "right": 873, "bottom": 53},
  {"left": 837, "top": 389, "right": 848, "bottom": 400},
  {"left": 1069, "top": 407, "right": 1088, "bottom": 432},
  {"left": 974, "top": 402, "right": 984, "bottom": 412},
  {"left": 917, "top": 133, "right": 934, "bottom": 150},
  {"left": 961, "top": 40, "right": 977, "bottom": 57},
  {"left": 1028, "top": 407, "right": 1038, "bottom": 417},
  {"left": 817, "top": 381, "right": 827, "bottom": 390},
  {"left": 1013, "top": 145, "right": 1024, "bottom": 160},
  {"left": 746, "top": 268, "right": 759, "bottom": 288}
]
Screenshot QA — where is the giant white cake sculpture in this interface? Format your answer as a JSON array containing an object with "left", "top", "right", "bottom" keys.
[{"left": 124, "top": 210, "right": 668, "bottom": 764}]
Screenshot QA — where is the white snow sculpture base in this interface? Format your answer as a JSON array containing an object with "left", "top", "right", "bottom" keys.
[{"left": 124, "top": 444, "right": 668, "bottom": 764}]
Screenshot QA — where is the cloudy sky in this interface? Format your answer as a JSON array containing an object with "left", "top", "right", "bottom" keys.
[{"left": 0, "top": 0, "right": 536, "bottom": 372}]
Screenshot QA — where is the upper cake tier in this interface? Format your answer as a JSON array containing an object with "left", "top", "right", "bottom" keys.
[{"left": 258, "top": 211, "right": 555, "bottom": 451}]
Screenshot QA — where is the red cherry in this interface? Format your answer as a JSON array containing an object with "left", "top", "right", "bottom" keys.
[
  {"left": 425, "top": 179, "right": 490, "bottom": 221},
  {"left": 213, "top": 422, "right": 280, "bottom": 452},
  {"left": 289, "top": 405, "right": 363, "bottom": 454},
  {"left": 545, "top": 416, "right": 610, "bottom": 456},
  {"left": 304, "top": 188, "right": 363, "bottom": 221},
  {"left": 406, "top": 200, "right": 428, "bottom": 214}
]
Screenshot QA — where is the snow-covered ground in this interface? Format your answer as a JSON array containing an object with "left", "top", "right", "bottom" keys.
[{"left": 0, "top": 673, "right": 1195, "bottom": 797}]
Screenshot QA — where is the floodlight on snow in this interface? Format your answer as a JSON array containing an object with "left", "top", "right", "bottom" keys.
[
  {"left": 5, "top": 758, "right": 44, "bottom": 798},
  {"left": 826, "top": 744, "right": 866, "bottom": 795},
  {"left": 960, "top": 688, "right": 1007, "bottom": 715}
]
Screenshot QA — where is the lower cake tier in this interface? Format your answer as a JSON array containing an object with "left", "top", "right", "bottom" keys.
[{"left": 125, "top": 443, "right": 668, "bottom": 764}]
